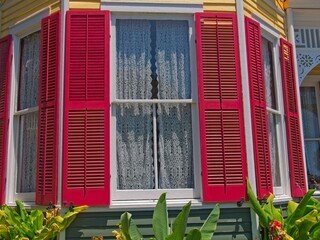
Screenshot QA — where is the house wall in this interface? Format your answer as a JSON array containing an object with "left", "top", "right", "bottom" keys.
[
  {"left": 0, "top": 0, "right": 60, "bottom": 38},
  {"left": 203, "top": 0, "right": 236, "bottom": 12},
  {"left": 67, "top": 207, "right": 252, "bottom": 240},
  {"left": 243, "top": 0, "right": 286, "bottom": 37}
]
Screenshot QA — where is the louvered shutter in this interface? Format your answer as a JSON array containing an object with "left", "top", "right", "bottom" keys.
[
  {"left": 0, "top": 36, "right": 12, "bottom": 204},
  {"left": 64, "top": 11, "right": 110, "bottom": 206},
  {"left": 245, "top": 17, "right": 273, "bottom": 200},
  {"left": 280, "top": 39, "right": 306, "bottom": 197},
  {"left": 196, "top": 13, "right": 247, "bottom": 202},
  {"left": 36, "top": 12, "right": 61, "bottom": 205}
]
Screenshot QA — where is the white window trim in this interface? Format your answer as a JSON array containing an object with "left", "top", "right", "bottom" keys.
[
  {"left": 259, "top": 23, "right": 291, "bottom": 199},
  {"left": 109, "top": 12, "right": 201, "bottom": 204},
  {"left": 6, "top": 9, "right": 49, "bottom": 205}
]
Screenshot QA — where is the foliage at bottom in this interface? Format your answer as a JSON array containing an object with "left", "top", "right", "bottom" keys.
[
  {"left": 0, "top": 200, "right": 88, "bottom": 240},
  {"left": 112, "top": 193, "right": 220, "bottom": 240}
]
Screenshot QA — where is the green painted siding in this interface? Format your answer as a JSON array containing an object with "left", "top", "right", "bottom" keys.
[{"left": 66, "top": 207, "right": 252, "bottom": 239}]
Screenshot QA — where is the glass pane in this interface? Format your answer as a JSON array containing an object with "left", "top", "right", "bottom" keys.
[
  {"left": 116, "top": 20, "right": 152, "bottom": 100},
  {"left": 17, "top": 111, "right": 38, "bottom": 193},
  {"left": 300, "top": 87, "right": 320, "bottom": 138},
  {"left": 305, "top": 140, "right": 320, "bottom": 190},
  {"left": 262, "top": 38, "right": 277, "bottom": 109},
  {"left": 268, "top": 112, "right": 281, "bottom": 187},
  {"left": 157, "top": 103, "right": 193, "bottom": 189},
  {"left": 156, "top": 20, "right": 191, "bottom": 100},
  {"left": 18, "top": 31, "right": 40, "bottom": 110},
  {"left": 116, "top": 103, "right": 154, "bottom": 189}
]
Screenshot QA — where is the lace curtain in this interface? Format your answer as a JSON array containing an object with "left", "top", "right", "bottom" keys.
[
  {"left": 17, "top": 31, "right": 40, "bottom": 193},
  {"left": 116, "top": 20, "right": 154, "bottom": 189},
  {"left": 262, "top": 38, "right": 281, "bottom": 187},
  {"left": 116, "top": 19, "right": 193, "bottom": 190},
  {"left": 300, "top": 87, "right": 320, "bottom": 180},
  {"left": 156, "top": 21, "right": 193, "bottom": 189}
]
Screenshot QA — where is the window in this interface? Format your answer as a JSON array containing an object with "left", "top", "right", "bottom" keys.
[
  {"left": 300, "top": 79, "right": 320, "bottom": 190},
  {"left": 111, "top": 15, "right": 199, "bottom": 200},
  {"left": 14, "top": 31, "right": 40, "bottom": 200}
]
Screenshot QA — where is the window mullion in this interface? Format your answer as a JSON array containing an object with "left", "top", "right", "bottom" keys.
[{"left": 152, "top": 103, "right": 158, "bottom": 190}]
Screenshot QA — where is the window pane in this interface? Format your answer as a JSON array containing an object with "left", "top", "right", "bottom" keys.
[
  {"left": 268, "top": 113, "right": 281, "bottom": 187},
  {"left": 262, "top": 38, "right": 277, "bottom": 109},
  {"left": 305, "top": 140, "right": 320, "bottom": 190},
  {"left": 300, "top": 87, "right": 320, "bottom": 138},
  {"left": 116, "top": 103, "right": 154, "bottom": 189},
  {"left": 157, "top": 103, "right": 193, "bottom": 189},
  {"left": 116, "top": 20, "right": 152, "bottom": 100},
  {"left": 18, "top": 31, "right": 40, "bottom": 110},
  {"left": 17, "top": 111, "right": 38, "bottom": 193},
  {"left": 156, "top": 20, "right": 191, "bottom": 99}
]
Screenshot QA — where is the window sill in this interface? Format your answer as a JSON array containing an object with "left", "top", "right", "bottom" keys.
[{"left": 273, "top": 195, "right": 293, "bottom": 204}]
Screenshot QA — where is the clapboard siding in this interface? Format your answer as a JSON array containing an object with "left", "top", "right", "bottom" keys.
[
  {"left": 66, "top": 207, "right": 252, "bottom": 240},
  {"left": 0, "top": 0, "right": 60, "bottom": 37},
  {"left": 204, "top": 0, "right": 236, "bottom": 12},
  {"left": 243, "top": 0, "right": 286, "bottom": 37}
]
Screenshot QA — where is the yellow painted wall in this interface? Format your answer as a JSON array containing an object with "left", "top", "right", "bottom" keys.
[
  {"left": 69, "top": 0, "right": 100, "bottom": 10},
  {"left": 0, "top": 0, "right": 60, "bottom": 37},
  {"left": 204, "top": 0, "right": 236, "bottom": 12},
  {"left": 244, "top": 0, "right": 286, "bottom": 37}
]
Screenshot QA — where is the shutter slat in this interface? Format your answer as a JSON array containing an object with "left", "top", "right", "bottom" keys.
[
  {"left": 245, "top": 17, "right": 273, "bottom": 199},
  {"left": 64, "top": 11, "right": 110, "bottom": 206},
  {"left": 196, "top": 13, "right": 247, "bottom": 202},
  {"left": 0, "top": 36, "right": 11, "bottom": 204},
  {"left": 36, "top": 12, "right": 60, "bottom": 205},
  {"left": 280, "top": 39, "right": 306, "bottom": 197}
]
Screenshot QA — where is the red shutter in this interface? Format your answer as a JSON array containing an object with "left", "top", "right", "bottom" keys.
[
  {"left": 196, "top": 13, "right": 247, "bottom": 202},
  {"left": 0, "top": 36, "right": 12, "bottom": 204},
  {"left": 280, "top": 39, "right": 306, "bottom": 197},
  {"left": 245, "top": 17, "right": 273, "bottom": 200},
  {"left": 64, "top": 11, "right": 110, "bottom": 206},
  {"left": 36, "top": 12, "right": 61, "bottom": 205}
]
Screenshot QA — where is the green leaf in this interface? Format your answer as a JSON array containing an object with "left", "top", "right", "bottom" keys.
[
  {"left": 30, "top": 210, "right": 44, "bottom": 232},
  {"left": 166, "top": 201, "right": 191, "bottom": 240},
  {"left": 262, "top": 194, "right": 283, "bottom": 224},
  {"left": 284, "top": 189, "right": 315, "bottom": 236},
  {"left": 152, "top": 193, "right": 169, "bottom": 240},
  {"left": 15, "top": 201, "right": 28, "bottom": 222},
  {"left": 293, "top": 209, "right": 318, "bottom": 240},
  {"left": 199, "top": 204, "right": 219, "bottom": 239},
  {"left": 186, "top": 229, "right": 202, "bottom": 240},
  {"left": 246, "top": 179, "right": 269, "bottom": 228},
  {"left": 120, "top": 212, "right": 143, "bottom": 240},
  {"left": 288, "top": 201, "right": 298, "bottom": 217}
]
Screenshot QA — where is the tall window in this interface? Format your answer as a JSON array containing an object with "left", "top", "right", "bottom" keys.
[
  {"left": 262, "top": 37, "right": 286, "bottom": 195},
  {"left": 15, "top": 31, "right": 40, "bottom": 195},
  {"left": 300, "top": 82, "right": 320, "bottom": 190},
  {"left": 113, "top": 18, "right": 197, "bottom": 200}
]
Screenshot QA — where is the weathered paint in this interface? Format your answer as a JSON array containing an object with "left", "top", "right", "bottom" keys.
[
  {"left": 243, "top": 0, "right": 286, "bottom": 37},
  {"left": 204, "top": 0, "right": 236, "bottom": 12},
  {"left": 67, "top": 207, "right": 252, "bottom": 240},
  {"left": 0, "top": 0, "right": 60, "bottom": 37}
]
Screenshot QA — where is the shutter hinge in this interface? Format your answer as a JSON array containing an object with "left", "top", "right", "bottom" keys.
[
  {"left": 69, "top": 202, "right": 75, "bottom": 211},
  {"left": 259, "top": 195, "right": 267, "bottom": 205},
  {"left": 237, "top": 198, "right": 245, "bottom": 207}
]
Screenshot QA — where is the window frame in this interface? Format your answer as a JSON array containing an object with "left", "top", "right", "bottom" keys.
[
  {"left": 300, "top": 75, "right": 320, "bottom": 193},
  {"left": 260, "top": 24, "right": 291, "bottom": 198},
  {"left": 109, "top": 13, "right": 201, "bottom": 202},
  {"left": 6, "top": 9, "right": 49, "bottom": 205}
]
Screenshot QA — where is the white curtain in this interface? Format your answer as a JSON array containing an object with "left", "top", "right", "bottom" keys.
[
  {"left": 300, "top": 87, "right": 320, "bottom": 181},
  {"left": 17, "top": 31, "right": 40, "bottom": 193},
  {"left": 156, "top": 21, "right": 193, "bottom": 189},
  {"left": 116, "top": 19, "right": 193, "bottom": 190},
  {"left": 262, "top": 38, "right": 281, "bottom": 187},
  {"left": 116, "top": 20, "right": 154, "bottom": 189}
]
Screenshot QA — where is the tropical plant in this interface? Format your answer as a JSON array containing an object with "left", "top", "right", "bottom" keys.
[
  {"left": 0, "top": 200, "right": 88, "bottom": 240},
  {"left": 247, "top": 179, "right": 320, "bottom": 240},
  {"left": 112, "top": 193, "right": 220, "bottom": 240}
]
